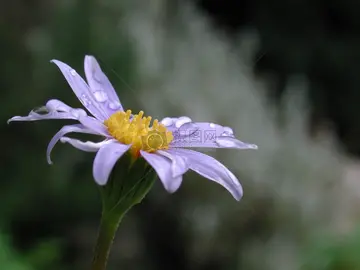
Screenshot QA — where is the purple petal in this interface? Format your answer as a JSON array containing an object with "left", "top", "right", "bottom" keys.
[
  {"left": 78, "top": 116, "right": 110, "bottom": 137},
  {"left": 51, "top": 59, "right": 111, "bottom": 121},
  {"left": 46, "top": 99, "right": 74, "bottom": 112},
  {"left": 47, "top": 124, "right": 99, "bottom": 164},
  {"left": 8, "top": 111, "right": 74, "bottom": 123},
  {"left": 140, "top": 151, "right": 183, "bottom": 193},
  {"left": 84, "top": 55, "right": 124, "bottom": 114},
  {"left": 169, "top": 148, "right": 243, "bottom": 200},
  {"left": 160, "top": 116, "right": 198, "bottom": 136},
  {"left": 7, "top": 100, "right": 86, "bottom": 123},
  {"left": 169, "top": 121, "right": 258, "bottom": 149},
  {"left": 93, "top": 142, "right": 131, "bottom": 185},
  {"left": 157, "top": 150, "right": 190, "bottom": 178},
  {"left": 61, "top": 137, "right": 116, "bottom": 153},
  {"left": 215, "top": 137, "right": 258, "bottom": 149}
]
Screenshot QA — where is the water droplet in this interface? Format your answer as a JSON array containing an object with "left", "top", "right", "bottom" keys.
[
  {"left": 33, "top": 106, "right": 48, "bottom": 113},
  {"left": 109, "top": 101, "right": 121, "bottom": 110},
  {"left": 71, "top": 109, "right": 87, "bottom": 118},
  {"left": 175, "top": 116, "right": 192, "bottom": 128},
  {"left": 46, "top": 100, "right": 71, "bottom": 112},
  {"left": 161, "top": 117, "right": 173, "bottom": 126},
  {"left": 249, "top": 144, "right": 258, "bottom": 149},
  {"left": 178, "top": 123, "right": 199, "bottom": 136},
  {"left": 81, "top": 94, "right": 92, "bottom": 106},
  {"left": 223, "top": 127, "right": 234, "bottom": 135},
  {"left": 209, "top": 123, "right": 216, "bottom": 128},
  {"left": 70, "top": 69, "right": 77, "bottom": 76},
  {"left": 93, "top": 91, "right": 108, "bottom": 103}
]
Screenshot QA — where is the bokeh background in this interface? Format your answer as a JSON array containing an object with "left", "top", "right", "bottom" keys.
[{"left": 2, "top": 0, "right": 360, "bottom": 269}]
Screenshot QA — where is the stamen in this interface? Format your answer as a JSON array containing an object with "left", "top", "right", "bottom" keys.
[{"left": 104, "top": 110, "right": 173, "bottom": 157}]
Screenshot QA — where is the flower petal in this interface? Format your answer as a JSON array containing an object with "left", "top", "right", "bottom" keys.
[
  {"left": 84, "top": 55, "right": 124, "bottom": 114},
  {"left": 46, "top": 99, "right": 74, "bottom": 112},
  {"left": 78, "top": 116, "right": 110, "bottom": 137},
  {"left": 140, "top": 151, "right": 183, "bottom": 193},
  {"left": 61, "top": 137, "right": 116, "bottom": 153},
  {"left": 170, "top": 149, "right": 243, "bottom": 200},
  {"left": 169, "top": 121, "right": 258, "bottom": 149},
  {"left": 157, "top": 150, "right": 189, "bottom": 178},
  {"left": 47, "top": 124, "right": 99, "bottom": 164},
  {"left": 160, "top": 116, "right": 199, "bottom": 136},
  {"left": 92, "top": 142, "right": 131, "bottom": 185},
  {"left": 51, "top": 59, "right": 110, "bottom": 121},
  {"left": 215, "top": 136, "right": 258, "bottom": 149},
  {"left": 7, "top": 100, "right": 87, "bottom": 123}
]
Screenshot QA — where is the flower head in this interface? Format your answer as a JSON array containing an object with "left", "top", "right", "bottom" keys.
[{"left": 8, "top": 55, "right": 257, "bottom": 200}]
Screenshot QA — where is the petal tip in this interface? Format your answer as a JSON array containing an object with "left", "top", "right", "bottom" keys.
[
  {"left": 233, "top": 187, "right": 243, "bottom": 201},
  {"left": 250, "top": 144, "right": 258, "bottom": 150},
  {"left": 85, "top": 55, "right": 95, "bottom": 60},
  {"left": 94, "top": 178, "right": 107, "bottom": 186}
]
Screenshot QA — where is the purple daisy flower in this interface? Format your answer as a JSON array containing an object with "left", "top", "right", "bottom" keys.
[{"left": 8, "top": 55, "right": 257, "bottom": 200}]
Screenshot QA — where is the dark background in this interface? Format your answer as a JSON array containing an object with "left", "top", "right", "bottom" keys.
[{"left": 196, "top": 0, "right": 360, "bottom": 157}]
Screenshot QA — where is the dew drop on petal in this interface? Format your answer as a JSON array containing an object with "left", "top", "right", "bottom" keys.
[
  {"left": 249, "top": 144, "right": 258, "bottom": 149},
  {"left": 71, "top": 108, "right": 87, "bottom": 118},
  {"left": 223, "top": 127, "right": 234, "bottom": 135},
  {"left": 109, "top": 101, "right": 121, "bottom": 110},
  {"left": 177, "top": 122, "right": 199, "bottom": 136},
  {"left": 93, "top": 91, "right": 108, "bottom": 103},
  {"left": 175, "top": 116, "right": 192, "bottom": 128},
  {"left": 81, "top": 94, "right": 92, "bottom": 106},
  {"left": 70, "top": 69, "right": 77, "bottom": 76},
  {"left": 161, "top": 117, "right": 173, "bottom": 126}
]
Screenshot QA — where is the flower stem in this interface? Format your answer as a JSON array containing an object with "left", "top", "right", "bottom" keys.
[
  {"left": 90, "top": 154, "right": 156, "bottom": 270},
  {"left": 91, "top": 212, "right": 123, "bottom": 270}
]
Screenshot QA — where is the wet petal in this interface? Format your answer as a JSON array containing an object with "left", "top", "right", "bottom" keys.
[
  {"left": 170, "top": 149, "right": 243, "bottom": 200},
  {"left": 51, "top": 59, "right": 110, "bottom": 121},
  {"left": 61, "top": 137, "right": 116, "bottom": 153},
  {"left": 140, "top": 151, "right": 183, "bottom": 193},
  {"left": 157, "top": 149, "right": 189, "bottom": 178},
  {"left": 78, "top": 116, "right": 110, "bottom": 137},
  {"left": 46, "top": 99, "right": 73, "bottom": 112},
  {"left": 84, "top": 55, "right": 124, "bottom": 114},
  {"left": 7, "top": 100, "right": 84, "bottom": 123},
  {"left": 161, "top": 116, "right": 196, "bottom": 133},
  {"left": 170, "top": 121, "right": 257, "bottom": 149},
  {"left": 8, "top": 110, "right": 75, "bottom": 123},
  {"left": 47, "top": 124, "right": 99, "bottom": 164},
  {"left": 216, "top": 136, "right": 258, "bottom": 149},
  {"left": 93, "top": 142, "right": 131, "bottom": 185}
]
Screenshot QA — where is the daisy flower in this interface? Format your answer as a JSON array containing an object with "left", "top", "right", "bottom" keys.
[{"left": 8, "top": 55, "right": 257, "bottom": 200}]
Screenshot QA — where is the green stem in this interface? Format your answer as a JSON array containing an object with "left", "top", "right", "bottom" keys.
[{"left": 91, "top": 212, "right": 123, "bottom": 270}]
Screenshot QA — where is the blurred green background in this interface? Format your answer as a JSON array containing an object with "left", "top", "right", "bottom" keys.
[{"left": 2, "top": 0, "right": 360, "bottom": 269}]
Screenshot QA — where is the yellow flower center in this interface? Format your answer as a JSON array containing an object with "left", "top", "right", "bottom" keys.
[{"left": 104, "top": 110, "right": 173, "bottom": 157}]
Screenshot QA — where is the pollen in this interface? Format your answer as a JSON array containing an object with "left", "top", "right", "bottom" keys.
[{"left": 104, "top": 110, "right": 173, "bottom": 157}]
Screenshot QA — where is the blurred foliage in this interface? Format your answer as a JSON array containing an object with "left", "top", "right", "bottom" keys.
[
  {"left": 0, "top": 233, "right": 33, "bottom": 270},
  {"left": 302, "top": 227, "right": 360, "bottom": 270},
  {"left": 1, "top": 0, "right": 360, "bottom": 270},
  {"left": 195, "top": 0, "right": 360, "bottom": 156},
  {"left": 0, "top": 232, "right": 60, "bottom": 270}
]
